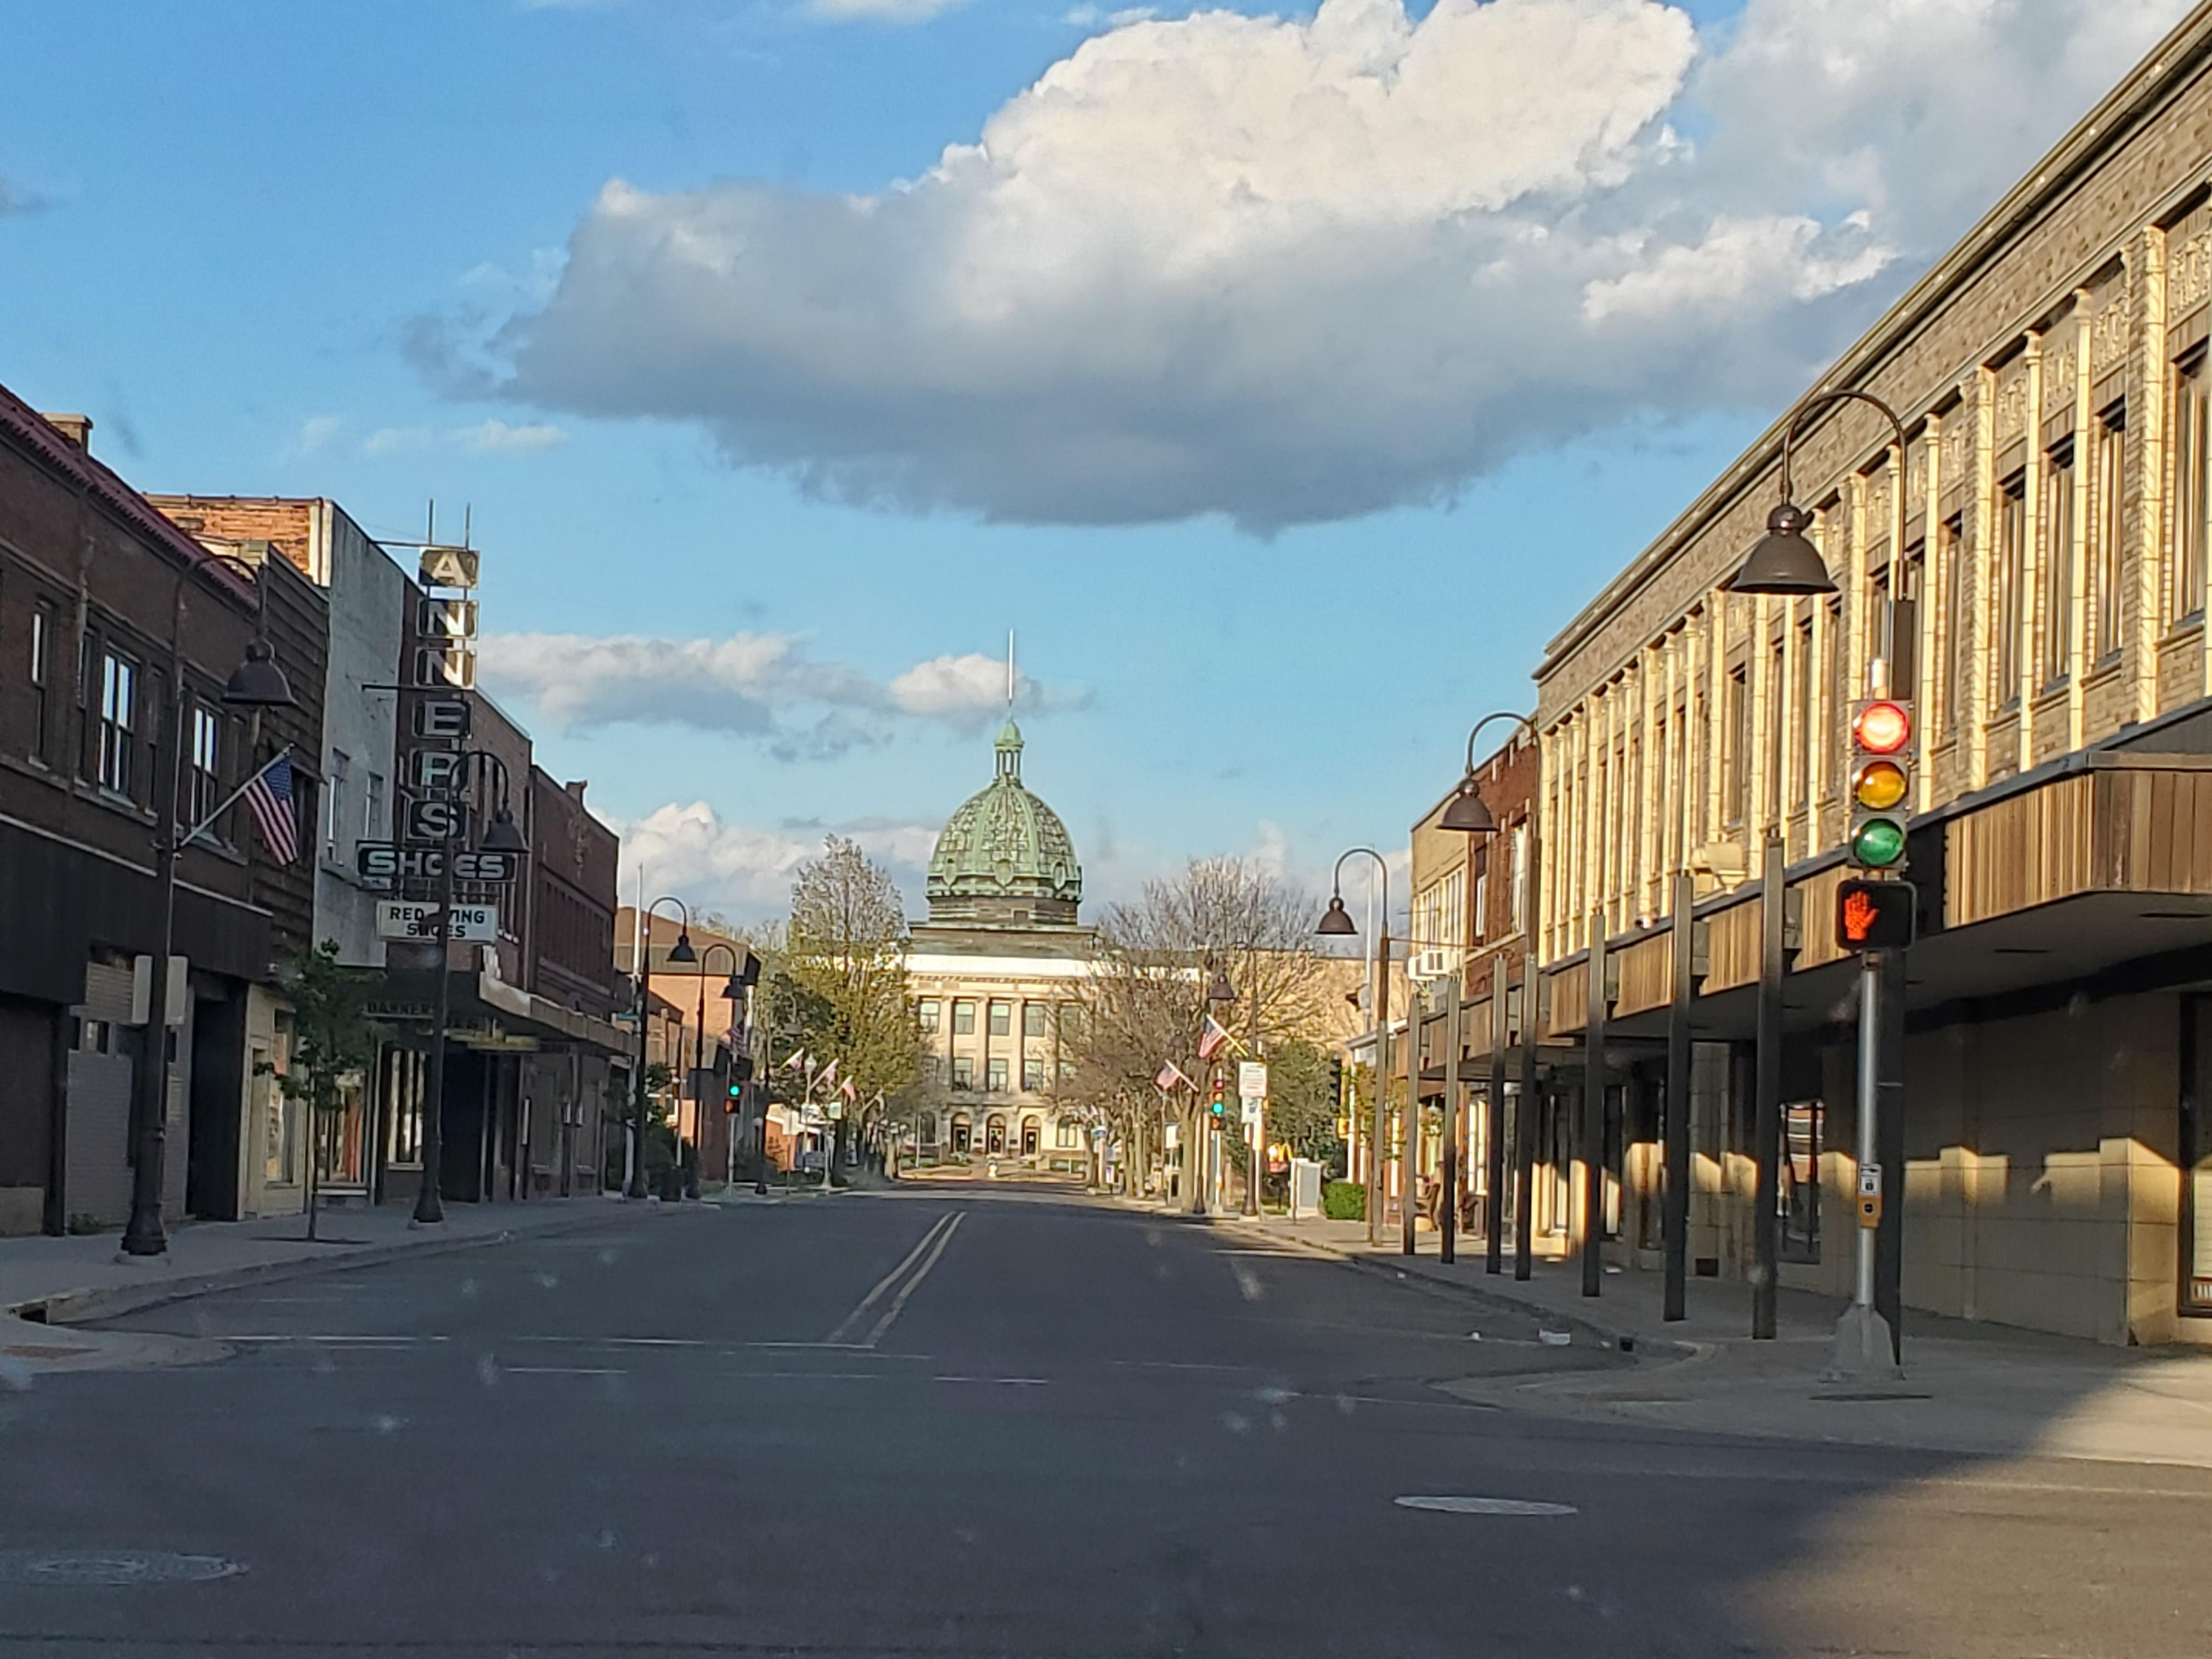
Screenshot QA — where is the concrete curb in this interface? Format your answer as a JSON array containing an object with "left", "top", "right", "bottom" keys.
[
  {"left": 11, "top": 1204, "right": 650, "bottom": 1328},
  {"left": 1209, "top": 1213, "right": 1686, "bottom": 1362}
]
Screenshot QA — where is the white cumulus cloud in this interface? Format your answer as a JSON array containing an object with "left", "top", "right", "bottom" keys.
[
  {"left": 470, "top": 0, "right": 2191, "bottom": 529},
  {"left": 476, "top": 630, "right": 1066, "bottom": 756},
  {"left": 615, "top": 801, "right": 941, "bottom": 916}
]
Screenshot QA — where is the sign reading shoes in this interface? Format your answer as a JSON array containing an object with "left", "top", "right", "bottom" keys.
[
  {"left": 356, "top": 843, "right": 517, "bottom": 884},
  {"left": 376, "top": 901, "right": 499, "bottom": 943}
]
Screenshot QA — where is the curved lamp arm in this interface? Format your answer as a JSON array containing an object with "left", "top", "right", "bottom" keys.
[
  {"left": 1330, "top": 846, "right": 1390, "bottom": 923},
  {"left": 1776, "top": 387, "right": 1908, "bottom": 506},
  {"left": 1464, "top": 710, "right": 1538, "bottom": 776}
]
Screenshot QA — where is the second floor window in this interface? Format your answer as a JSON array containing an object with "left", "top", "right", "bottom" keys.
[
  {"left": 2174, "top": 353, "right": 2210, "bottom": 628},
  {"left": 918, "top": 998, "right": 940, "bottom": 1034},
  {"left": 986, "top": 1057, "right": 1008, "bottom": 1092},
  {"left": 1023, "top": 1057, "right": 1045, "bottom": 1092},
  {"left": 951, "top": 1056, "right": 974, "bottom": 1088},
  {"left": 188, "top": 703, "right": 221, "bottom": 825},
  {"left": 1936, "top": 521, "right": 1962, "bottom": 737},
  {"left": 28, "top": 601, "right": 51, "bottom": 763},
  {"left": 98, "top": 649, "right": 134, "bottom": 797},
  {"left": 1023, "top": 1001, "right": 1046, "bottom": 1039},
  {"left": 1723, "top": 665, "right": 1749, "bottom": 828},
  {"left": 2044, "top": 444, "right": 2076, "bottom": 685},
  {"left": 988, "top": 1000, "right": 1011, "bottom": 1037},
  {"left": 1994, "top": 476, "right": 2027, "bottom": 705},
  {"left": 2093, "top": 407, "right": 2126, "bottom": 660},
  {"left": 952, "top": 1000, "right": 975, "bottom": 1035}
]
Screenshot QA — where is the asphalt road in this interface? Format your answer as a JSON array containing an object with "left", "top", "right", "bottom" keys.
[{"left": 2, "top": 1184, "right": 2207, "bottom": 1657}]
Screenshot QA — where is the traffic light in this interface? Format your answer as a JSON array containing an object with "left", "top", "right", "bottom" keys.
[
  {"left": 1848, "top": 698, "right": 1913, "bottom": 871},
  {"left": 1836, "top": 877, "right": 1916, "bottom": 951},
  {"left": 1210, "top": 1092, "right": 1227, "bottom": 1119}
]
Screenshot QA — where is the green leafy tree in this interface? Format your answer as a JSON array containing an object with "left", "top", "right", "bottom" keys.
[
  {"left": 785, "top": 837, "right": 921, "bottom": 1178},
  {"left": 273, "top": 941, "right": 387, "bottom": 1240}
]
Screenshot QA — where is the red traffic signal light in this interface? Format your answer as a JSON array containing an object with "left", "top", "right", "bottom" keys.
[
  {"left": 1836, "top": 878, "right": 1916, "bottom": 951},
  {"left": 1853, "top": 699, "right": 1911, "bottom": 754}
]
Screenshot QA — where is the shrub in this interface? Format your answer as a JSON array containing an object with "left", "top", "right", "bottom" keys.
[{"left": 1322, "top": 1180, "right": 1365, "bottom": 1221}]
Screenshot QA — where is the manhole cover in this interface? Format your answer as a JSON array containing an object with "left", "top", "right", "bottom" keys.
[
  {"left": 1395, "top": 1496, "right": 1578, "bottom": 1517},
  {"left": 0, "top": 1550, "right": 245, "bottom": 1586}
]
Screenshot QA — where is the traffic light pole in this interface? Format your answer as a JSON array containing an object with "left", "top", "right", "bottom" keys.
[{"left": 1828, "top": 949, "right": 1903, "bottom": 1380}]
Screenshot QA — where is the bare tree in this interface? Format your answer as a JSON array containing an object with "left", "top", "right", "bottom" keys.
[{"left": 1060, "top": 857, "right": 1331, "bottom": 1203}]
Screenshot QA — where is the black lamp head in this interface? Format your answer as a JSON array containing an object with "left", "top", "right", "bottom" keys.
[
  {"left": 1725, "top": 499, "right": 1837, "bottom": 596},
  {"left": 1206, "top": 968, "right": 1236, "bottom": 1004},
  {"left": 1438, "top": 776, "right": 1496, "bottom": 834},
  {"left": 481, "top": 805, "right": 529, "bottom": 855},
  {"left": 223, "top": 638, "right": 295, "bottom": 708},
  {"left": 666, "top": 930, "right": 697, "bottom": 965},
  {"left": 1316, "top": 895, "right": 1357, "bottom": 937}
]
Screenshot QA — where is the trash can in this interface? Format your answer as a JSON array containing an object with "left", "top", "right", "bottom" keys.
[{"left": 658, "top": 1166, "right": 684, "bottom": 1201}]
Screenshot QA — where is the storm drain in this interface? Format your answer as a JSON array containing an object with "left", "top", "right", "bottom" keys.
[{"left": 0, "top": 1550, "right": 245, "bottom": 1586}]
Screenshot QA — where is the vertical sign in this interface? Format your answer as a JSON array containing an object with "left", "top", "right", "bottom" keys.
[{"left": 398, "top": 546, "right": 483, "bottom": 907}]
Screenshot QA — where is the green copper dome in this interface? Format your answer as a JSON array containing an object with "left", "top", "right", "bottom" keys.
[{"left": 924, "top": 720, "right": 1082, "bottom": 926}]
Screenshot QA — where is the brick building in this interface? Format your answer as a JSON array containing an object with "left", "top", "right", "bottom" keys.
[{"left": 1520, "top": 4, "right": 2212, "bottom": 1344}]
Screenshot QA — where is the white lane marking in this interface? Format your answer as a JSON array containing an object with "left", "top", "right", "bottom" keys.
[
  {"left": 1395, "top": 1496, "right": 1578, "bottom": 1517},
  {"left": 225, "top": 1335, "right": 447, "bottom": 1344},
  {"left": 823, "top": 1211, "right": 958, "bottom": 1345},
  {"left": 861, "top": 1211, "right": 964, "bottom": 1348},
  {"left": 505, "top": 1366, "right": 625, "bottom": 1376}
]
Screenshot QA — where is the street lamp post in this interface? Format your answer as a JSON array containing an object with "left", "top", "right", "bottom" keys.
[
  {"left": 1724, "top": 385, "right": 1905, "bottom": 1379},
  {"left": 628, "top": 898, "right": 693, "bottom": 1200},
  {"left": 1317, "top": 848, "right": 1392, "bottom": 1249},
  {"left": 1439, "top": 712, "right": 1541, "bottom": 1278},
  {"left": 410, "top": 751, "right": 530, "bottom": 1228},
  {"left": 121, "top": 555, "right": 297, "bottom": 1259},
  {"left": 1200, "top": 964, "right": 1235, "bottom": 1215},
  {"left": 691, "top": 941, "right": 744, "bottom": 1199}
]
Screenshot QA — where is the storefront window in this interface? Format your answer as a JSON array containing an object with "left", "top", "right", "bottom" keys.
[
  {"left": 318, "top": 1069, "right": 369, "bottom": 1188},
  {"left": 383, "top": 1047, "right": 426, "bottom": 1167},
  {"left": 2182, "top": 998, "right": 2212, "bottom": 1313},
  {"left": 1780, "top": 1098, "right": 1822, "bottom": 1263}
]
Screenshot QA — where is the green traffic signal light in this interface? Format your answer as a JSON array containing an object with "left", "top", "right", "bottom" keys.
[{"left": 1850, "top": 817, "right": 1907, "bottom": 868}]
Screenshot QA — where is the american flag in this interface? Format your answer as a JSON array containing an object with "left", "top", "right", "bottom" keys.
[
  {"left": 1155, "top": 1061, "right": 1188, "bottom": 1092},
  {"left": 243, "top": 752, "right": 299, "bottom": 864},
  {"left": 783, "top": 1049, "right": 809, "bottom": 1072},
  {"left": 1197, "top": 1015, "right": 1232, "bottom": 1062}
]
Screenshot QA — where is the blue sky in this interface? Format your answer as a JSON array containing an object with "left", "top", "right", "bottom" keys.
[{"left": 1, "top": 0, "right": 2183, "bottom": 918}]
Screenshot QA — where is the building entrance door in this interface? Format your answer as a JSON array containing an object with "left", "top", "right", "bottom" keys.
[
  {"left": 951, "top": 1115, "right": 971, "bottom": 1154},
  {"left": 986, "top": 1117, "right": 1006, "bottom": 1155},
  {"left": 1021, "top": 1120, "right": 1039, "bottom": 1156}
]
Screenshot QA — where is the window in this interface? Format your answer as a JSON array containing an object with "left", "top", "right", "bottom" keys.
[
  {"left": 1023, "top": 1057, "right": 1046, "bottom": 1092},
  {"left": 1937, "top": 519, "right": 1962, "bottom": 735},
  {"left": 1764, "top": 640, "right": 1785, "bottom": 827},
  {"left": 97, "top": 648, "right": 134, "bottom": 795},
  {"left": 986, "top": 1056, "right": 1008, "bottom": 1092},
  {"left": 1470, "top": 850, "right": 1489, "bottom": 943},
  {"left": 952, "top": 1000, "right": 975, "bottom": 1036},
  {"left": 363, "top": 770, "right": 387, "bottom": 840},
  {"left": 988, "top": 1000, "right": 1011, "bottom": 1037},
  {"left": 1994, "top": 476, "right": 2027, "bottom": 706},
  {"left": 918, "top": 998, "right": 940, "bottom": 1034},
  {"left": 28, "top": 601, "right": 51, "bottom": 762},
  {"left": 2172, "top": 353, "right": 2210, "bottom": 627},
  {"left": 188, "top": 703, "right": 221, "bottom": 825},
  {"left": 1779, "top": 1098, "right": 1823, "bottom": 1264},
  {"left": 1023, "top": 1001, "right": 1046, "bottom": 1039},
  {"left": 1509, "top": 823, "right": 1528, "bottom": 934},
  {"left": 1723, "top": 665, "right": 1749, "bottom": 827},
  {"left": 2092, "top": 408, "right": 2126, "bottom": 661},
  {"left": 951, "top": 1056, "right": 974, "bottom": 1089},
  {"left": 1793, "top": 617, "right": 1814, "bottom": 814},
  {"left": 383, "top": 1048, "right": 425, "bottom": 1167},
  {"left": 2044, "top": 444, "right": 2075, "bottom": 685},
  {"left": 325, "top": 750, "right": 350, "bottom": 860}
]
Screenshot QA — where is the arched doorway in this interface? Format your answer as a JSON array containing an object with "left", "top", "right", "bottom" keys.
[
  {"left": 1020, "top": 1117, "right": 1040, "bottom": 1157},
  {"left": 985, "top": 1115, "right": 1008, "bottom": 1155},
  {"left": 950, "top": 1114, "right": 972, "bottom": 1154}
]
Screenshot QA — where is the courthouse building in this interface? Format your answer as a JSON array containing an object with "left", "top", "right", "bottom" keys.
[
  {"left": 1419, "top": 3, "right": 2212, "bottom": 1346},
  {"left": 906, "top": 721, "right": 1095, "bottom": 1173}
]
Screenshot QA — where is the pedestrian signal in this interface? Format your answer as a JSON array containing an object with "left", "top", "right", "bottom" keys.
[{"left": 1836, "top": 878, "right": 1915, "bottom": 951}]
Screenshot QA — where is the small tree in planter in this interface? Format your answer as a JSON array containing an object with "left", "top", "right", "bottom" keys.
[{"left": 272, "top": 941, "right": 388, "bottom": 1241}]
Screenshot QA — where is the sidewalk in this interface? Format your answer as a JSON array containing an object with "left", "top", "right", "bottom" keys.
[
  {"left": 0, "top": 1195, "right": 665, "bottom": 1379},
  {"left": 1218, "top": 1209, "right": 2212, "bottom": 1469}
]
